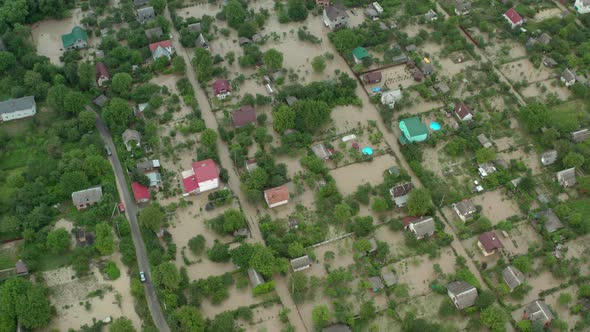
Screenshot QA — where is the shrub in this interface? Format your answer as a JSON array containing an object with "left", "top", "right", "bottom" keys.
[{"left": 104, "top": 260, "right": 121, "bottom": 280}]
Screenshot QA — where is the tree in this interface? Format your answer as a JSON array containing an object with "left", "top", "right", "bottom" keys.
[
  {"left": 0, "top": 0, "right": 29, "bottom": 25},
  {"left": 515, "top": 320, "right": 531, "bottom": 332},
  {"left": 287, "top": 0, "right": 308, "bottom": 21},
  {"left": 47, "top": 84, "right": 69, "bottom": 111},
  {"left": 111, "top": 72, "right": 133, "bottom": 97},
  {"left": 287, "top": 242, "right": 305, "bottom": 258},
  {"left": 263, "top": 49, "right": 284, "bottom": 71},
  {"left": 273, "top": 105, "right": 296, "bottom": 133},
  {"left": 476, "top": 147, "right": 496, "bottom": 164},
  {"left": 359, "top": 300, "right": 377, "bottom": 322},
  {"left": 63, "top": 90, "right": 86, "bottom": 115},
  {"left": 109, "top": 317, "right": 137, "bottom": 332},
  {"left": 104, "top": 260, "right": 121, "bottom": 280},
  {"left": 222, "top": 0, "right": 247, "bottom": 29},
  {"left": 475, "top": 290, "right": 496, "bottom": 310},
  {"left": 334, "top": 203, "right": 352, "bottom": 223},
  {"left": 77, "top": 62, "right": 95, "bottom": 91},
  {"left": 292, "top": 100, "right": 331, "bottom": 133},
  {"left": 222, "top": 209, "right": 246, "bottom": 233},
  {"left": 518, "top": 103, "right": 549, "bottom": 132},
  {"left": 351, "top": 216, "right": 374, "bottom": 237},
  {"left": 208, "top": 240, "right": 230, "bottom": 262},
  {"left": 0, "top": 51, "right": 17, "bottom": 74},
  {"left": 330, "top": 29, "right": 363, "bottom": 55},
  {"left": 558, "top": 292, "right": 572, "bottom": 306},
  {"left": 78, "top": 110, "right": 96, "bottom": 133},
  {"left": 172, "top": 56, "right": 186, "bottom": 74},
  {"left": 153, "top": 262, "right": 181, "bottom": 291},
  {"left": 95, "top": 222, "right": 115, "bottom": 256},
  {"left": 230, "top": 243, "right": 254, "bottom": 268},
  {"left": 512, "top": 255, "right": 532, "bottom": 273},
  {"left": 407, "top": 188, "right": 432, "bottom": 216},
  {"left": 194, "top": 48, "right": 213, "bottom": 82},
  {"left": 311, "top": 56, "right": 326, "bottom": 73},
  {"left": 173, "top": 306, "right": 205, "bottom": 332},
  {"left": 200, "top": 128, "right": 218, "bottom": 148},
  {"left": 289, "top": 272, "right": 309, "bottom": 303},
  {"left": 138, "top": 203, "right": 164, "bottom": 232},
  {"left": 249, "top": 244, "right": 277, "bottom": 278},
  {"left": 371, "top": 197, "right": 389, "bottom": 212},
  {"left": 59, "top": 171, "right": 90, "bottom": 195},
  {"left": 480, "top": 305, "right": 508, "bottom": 331},
  {"left": 102, "top": 97, "right": 134, "bottom": 131},
  {"left": 188, "top": 235, "right": 206, "bottom": 255},
  {"left": 0, "top": 278, "right": 52, "bottom": 330},
  {"left": 46, "top": 228, "right": 70, "bottom": 254},
  {"left": 563, "top": 152, "right": 584, "bottom": 168},
  {"left": 24, "top": 70, "right": 49, "bottom": 99},
  {"left": 150, "top": 0, "right": 166, "bottom": 14},
  {"left": 312, "top": 305, "right": 331, "bottom": 329}
]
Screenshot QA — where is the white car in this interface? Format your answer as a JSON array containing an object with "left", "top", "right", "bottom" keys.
[{"left": 139, "top": 271, "right": 146, "bottom": 282}]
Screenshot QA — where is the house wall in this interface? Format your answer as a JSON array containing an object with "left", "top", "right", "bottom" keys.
[
  {"left": 452, "top": 205, "right": 469, "bottom": 222},
  {"left": 477, "top": 241, "right": 495, "bottom": 256},
  {"left": 503, "top": 14, "right": 522, "bottom": 29},
  {"left": 97, "top": 75, "right": 109, "bottom": 87},
  {"left": 0, "top": 105, "right": 36, "bottom": 122},
  {"left": 216, "top": 91, "right": 231, "bottom": 100},
  {"left": 575, "top": 0, "right": 590, "bottom": 14},
  {"left": 292, "top": 264, "right": 311, "bottom": 272},
  {"left": 198, "top": 178, "right": 219, "bottom": 193},
  {"left": 323, "top": 11, "right": 347, "bottom": 30},
  {"left": 265, "top": 194, "right": 289, "bottom": 208}
]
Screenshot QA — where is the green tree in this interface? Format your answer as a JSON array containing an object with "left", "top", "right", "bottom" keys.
[
  {"left": 515, "top": 320, "right": 531, "bottom": 332},
  {"left": 111, "top": 72, "right": 133, "bottom": 97},
  {"left": 558, "top": 292, "right": 572, "bottom": 306},
  {"left": 287, "top": 242, "right": 305, "bottom": 258},
  {"left": 200, "top": 128, "right": 218, "bottom": 148},
  {"left": 334, "top": 203, "right": 352, "bottom": 223},
  {"left": 330, "top": 29, "right": 363, "bottom": 55},
  {"left": 263, "top": 49, "right": 284, "bottom": 71},
  {"left": 222, "top": 209, "right": 246, "bottom": 233},
  {"left": 109, "top": 317, "right": 136, "bottom": 332},
  {"left": 102, "top": 97, "right": 134, "bottom": 131},
  {"left": 289, "top": 272, "right": 309, "bottom": 303},
  {"left": 173, "top": 306, "right": 205, "bottom": 332},
  {"left": 359, "top": 300, "right": 377, "bottom": 322},
  {"left": 407, "top": 188, "right": 432, "bottom": 216},
  {"left": 273, "top": 105, "right": 296, "bottom": 133},
  {"left": 78, "top": 110, "right": 96, "bottom": 132},
  {"left": 172, "top": 56, "right": 186, "bottom": 74},
  {"left": 287, "top": 0, "right": 308, "bottom": 21},
  {"left": 188, "top": 234, "right": 206, "bottom": 255},
  {"left": 222, "top": 0, "right": 247, "bottom": 29},
  {"left": 230, "top": 243, "right": 254, "bottom": 268},
  {"left": 475, "top": 290, "right": 496, "bottom": 310},
  {"left": 63, "top": 90, "right": 86, "bottom": 115},
  {"left": 351, "top": 216, "right": 374, "bottom": 237},
  {"left": 150, "top": 0, "right": 166, "bottom": 14},
  {"left": 59, "top": 171, "right": 89, "bottom": 195},
  {"left": 518, "top": 103, "right": 549, "bottom": 132},
  {"left": 249, "top": 244, "right": 277, "bottom": 278},
  {"left": 153, "top": 262, "right": 181, "bottom": 291},
  {"left": 46, "top": 228, "right": 70, "bottom": 254},
  {"left": 47, "top": 84, "right": 69, "bottom": 111},
  {"left": 312, "top": 305, "right": 331, "bottom": 329},
  {"left": 476, "top": 148, "right": 496, "bottom": 164},
  {"left": 353, "top": 239, "right": 372, "bottom": 254},
  {"left": 292, "top": 100, "right": 331, "bottom": 133},
  {"left": 208, "top": 240, "right": 230, "bottom": 262},
  {"left": 104, "top": 260, "right": 121, "bottom": 280},
  {"left": 0, "top": 51, "right": 17, "bottom": 74},
  {"left": 194, "top": 48, "right": 213, "bottom": 82},
  {"left": 311, "top": 56, "right": 326, "bottom": 73},
  {"left": 0, "top": 0, "right": 29, "bottom": 25},
  {"left": 563, "top": 152, "right": 584, "bottom": 168},
  {"left": 0, "top": 278, "right": 52, "bottom": 330},
  {"left": 77, "top": 62, "right": 95, "bottom": 91},
  {"left": 95, "top": 222, "right": 114, "bottom": 256},
  {"left": 24, "top": 70, "right": 49, "bottom": 99},
  {"left": 371, "top": 197, "right": 389, "bottom": 212},
  {"left": 480, "top": 305, "right": 508, "bottom": 331},
  {"left": 138, "top": 203, "right": 164, "bottom": 232}
]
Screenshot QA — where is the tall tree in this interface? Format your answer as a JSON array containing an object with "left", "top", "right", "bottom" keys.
[
  {"left": 0, "top": 0, "right": 29, "bottom": 26},
  {"left": 222, "top": 0, "right": 247, "bottom": 29},
  {"left": 263, "top": 49, "right": 284, "bottom": 71},
  {"left": 138, "top": 203, "right": 164, "bottom": 232},
  {"left": 63, "top": 90, "right": 86, "bottom": 115},
  {"left": 109, "top": 317, "right": 137, "bottom": 332},
  {"left": 287, "top": 0, "right": 308, "bottom": 21},
  {"left": 46, "top": 228, "right": 70, "bottom": 254},
  {"left": 407, "top": 188, "right": 433, "bottom": 216},
  {"left": 173, "top": 306, "right": 205, "bottom": 332},
  {"left": 153, "top": 262, "right": 181, "bottom": 291},
  {"left": 101, "top": 97, "right": 134, "bottom": 131},
  {"left": 95, "top": 222, "right": 114, "bottom": 256},
  {"left": 111, "top": 72, "right": 133, "bottom": 97},
  {"left": 248, "top": 244, "right": 276, "bottom": 278},
  {"left": 77, "top": 62, "right": 95, "bottom": 91}
]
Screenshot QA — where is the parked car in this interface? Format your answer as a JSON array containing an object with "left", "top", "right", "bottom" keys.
[
  {"left": 105, "top": 145, "right": 112, "bottom": 156},
  {"left": 139, "top": 271, "right": 146, "bottom": 282}
]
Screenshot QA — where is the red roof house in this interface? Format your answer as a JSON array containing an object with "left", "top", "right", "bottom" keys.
[
  {"left": 213, "top": 79, "right": 231, "bottom": 100},
  {"left": 477, "top": 231, "right": 504, "bottom": 256},
  {"left": 454, "top": 102, "right": 473, "bottom": 122},
  {"left": 503, "top": 8, "right": 524, "bottom": 28},
  {"left": 264, "top": 185, "right": 290, "bottom": 208},
  {"left": 232, "top": 105, "right": 256, "bottom": 127},
  {"left": 181, "top": 159, "right": 220, "bottom": 195},
  {"left": 363, "top": 71, "right": 382, "bottom": 84},
  {"left": 95, "top": 62, "right": 110, "bottom": 87},
  {"left": 131, "top": 182, "right": 151, "bottom": 204},
  {"left": 148, "top": 40, "right": 174, "bottom": 60}
]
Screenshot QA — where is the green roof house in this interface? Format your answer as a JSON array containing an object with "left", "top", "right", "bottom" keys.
[
  {"left": 61, "top": 26, "right": 88, "bottom": 50},
  {"left": 353, "top": 47, "right": 369, "bottom": 64},
  {"left": 399, "top": 117, "right": 428, "bottom": 144}
]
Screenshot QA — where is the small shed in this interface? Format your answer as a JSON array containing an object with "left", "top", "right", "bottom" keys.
[
  {"left": 247, "top": 268, "right": 265, "bottom": 288},
  {"left": 290, "top": 255, "right": 312, "bottom": 272},
  {"left": 381, "top": 271, "right": 397, "bottom": 287},
  {"left": 368, "top": 276, "right": 384, "bottom": 292}
]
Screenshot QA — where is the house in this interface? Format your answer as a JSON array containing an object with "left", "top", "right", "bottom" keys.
[
  {"left": 381, "top": 271, "right": 397, "bottom": 287},
  {"left": 537, "top": 209, "right": 564, "bottom": 233},
  {"left": 389, "top": 182, "right": 414, "bottom": 207},
  {"left": 387, "top": 166, "right": 400, "bottom": 177},
  {"left": 368, "top": 276, "right": 384, "bottom": 292},
  {"left": 452, "top": 199, "right": 477, "bottom": 222},
  {"left": 137, "top": 159, "right": 161, "bottom": 173},
  {"left": 575, "top": 0, "right": 590, "bottom": 14},
  {"left": 245, "top": 159, "right": 258, "bottom": 172},
  {"left": 538, "top": 33, "right": 551, "bottom": 45},
  {"left": 363, "top": 238, "right": 378, "bottom": 257},
  {"left": 311, "top": 143, "right": 332, "bottom": 160},
  {"left": 503, "top": 8, "right": 524, "bottom": 28},
  {"left": 122, "top": 129, "right": 141, "bottom": 151},
  {"left": 543, "top": 57, "right": 558, "bottom": 68},
  {"left": 447, "top": 281, "right": 478, "bottom": 309},
  {"left": 149, "top": 40, "right": 174, "bottom": 61},
  {"left": 561, "top": 68, "right": 576, "bottom": 86},
  {"left": 399, "top": 117, "right": 428, "bottom": 144},
  {"left": 213, "top": 79, "right": 231, "bottom": 99},
  {"left": 131, "top": 182, "right": 151, "bottom": 204},
  {"left": 137, "top": 7, "right": 156, "bottom": 24},
  {"left": 364, "top": 7, "right": 379, "bottom": 20},
  {"left": 135, "top": 103, "right": 149, "bottom": 117},
  {"left": 322, "top": 324, "right": 352, "bottom": 332},
  {"left": 196, "top": 33, "right": 209, "bottom": 50},
  {"left": 264, "top": 185, "right": 290, "bottom": 208},
  {"left": 372, "top": 2, "right": 384, "bottom": 14},
  {"left": 352, "top": 47, "right": 369, "bottom": 64},
  {"left": 290, "top": 255, "right": 312, "bottom": 272},
  {"left": 187, "top": 23, "right": 201, "bottom": 33},
  {"left": 238, "top": 37, "right": 251, "bottom": 46},
  {"left": 181, "top": 159, "right": 220, "bottom": 195},
  {"left": 405, "top": 44, "right": 417, "bottom": 53},
  {"left": 72, "top": 186, "right": 103, "bottom": 210},
  {"left": 381, "top": 89, "right": 402, "bottom": 108},
  {"left": 454, "top": 102, "right": 473, "bottom": 122},
  {"left": 502, "top": 266, "right": 525, "bottom": 292},
  {"left": 477, "top": 231, "right": 503, "bottom": 256},
  {"left": 232, "top": 105, "right": 256, "bottom": 128},
  {"left": 478, "top": 163, "right": 497, "bottom": 178},
  {"left": 363, "top": 71, "right": 382, "bottom": 84},
  {"left": 571, "top": 128, "right": 590, "bottom": 143},
  {"left": 0, "top": 96, "right": 36, "bottom": 122},
  {"left": 425, "top": 9, "right": 438, "bottom": 21},
  {"left": 477, "top": 134, "right": 492, "bottom": 148},
  {"left": 455, "top": 1, "right": 471, "bottom": 15},
  {"left": 61, "top": 26, "right": 88, "bottom": 50},
  {"left": 556, "top": 167, "right": 576, "bottom": 187},
  {"left": 146, "top": 172, "right": 162, "bottom": 187},
  {"left": 435, "top": 82, "right": 450, "bottom": 94},
  {"left": 391, "top": 53, "right": 409, "bottom": 65},
  {"left": 408, "top": 216, "right": 435, "bottom": 239},
  {"left": 323, "top": 4, "right": 349, "bottom": 30},
  {"left": 541, "top": 150, "right": 558, "bottom": 166},
  {"left": 134, "top": 0, "right": 149, "bottom": 6},
  {"left": 316, "top": 0, "right": 331, "bottom": 7},
  {"left": 420, "top": 62, "right": 434, "bottom": 76},
  {"left": 144, "top": 27, "right": 164, "bottom": 39},
  {"left": 524, "top": 301, "right": 554, "bottom": 327},
  {"left": 247, "top": 268, "right": 265, "bottom": 288},
  {"left": 93, "top": 94, "right": 108, "bottom": 108},
  {"left": 95, "top": 62, "right": 110, "bottom": 87}
]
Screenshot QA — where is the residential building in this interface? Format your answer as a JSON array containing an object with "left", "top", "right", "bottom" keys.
[
  {"left": 144, "top": 27, "right": 164, "bottom": 39},
  {"left": 556, "top": 167, "right": 576, "bottom": 187},
  {"left": 137, "top": 159, "right": 161, "bottom": 173},
  {"left": 408, "top": 216, "right": 435, "bottom": 239},
  {"left": 561, "top": 68, "right": 576, "bottom": 86},
  {"left": 447, "top": 281, "right": 478, "bottom": 309},
  {"left": 145, "top": 172, "right": 162, "bottom": 187},
  {"left": 352, "top": 47, "right": 369, "bottom": 64},
  {"left": 252, "top": 33, "right": 263, "bottom": 43},
  {"left": 149, "top": 40, "right": 174, "bottom": 61},
  {"left": 540, "top": 150, "right": 557, "bottom": 166},
  {"left": 245, "top": 159, "right": 258, "bottom": 172},
  {"left": 181, "top": 159, "right": 220, "bottom": 195},
  {"left": 452, "top": 199, "right": 476, "bottom": 222},
  {"left": 95, "top": 62, "right": 110, "bottom": 87},
  {"left": 575, "top": 0, "right": 590, "bottom": 14},
  {"left": 455, "top": 1, "right": 471, "bottom": 15},
  {"left": 381, "top": 89, "right": 402, "bottom": 108},
  {"left": 477, "top": 134, "right": 492, "bottom": 148},
  {"left": 389, "top": 182, "right": 413, "bottom": 207},
  {"left": 316, "top": 0, "right": 330, "bottom": 7},
  {"left": 232, "top": 105, "right": 256, "bottom": 128},
  {"left": 247, "top": 268, "right": 265, "bottom": 288},
  {"left": 477, "top": 231, "right": 504, "bottom": 256},
  {"left": 364, "top": 7, "right": 379, "bottom": 20},
  {"left": 478, "top": 163, "right": 497, "bottom": 178},
  {"left": 420, "top": 62, "right": 434, "bottom": 76},
  {"left": 537, "top": 209, "right": 564, "bottom": 233},
  {"left": 264, "top": 185, "right": 290, "bottom": 208},
  {"left": 372, "top": 2, "right": 384, "bottom": 14},
  {"left": 323, "top": 5, "right": 348, "bottom": 30},
  {"left": 502, "top": 266, "right": 525, "bottom": 292},
  {"left": 213, "top": 79, "right": 231, "bottom": 99},
  {"left": 454, "top": 102, "right": 473, "bottom": 122},
  {"left": 187, "top": 23, "right": 201, "bottom": 33},
  {"left": 72, "top": 186, "right": 103, "bottom": 210},
  {"left": 399, "top": 117, "right": 428, "bottom": 144},
  {"left": 131, "top": 182, "right": 151, "bottom": 204},
  {"left": 122, "top": 129, "right": 141, "bottom": 151},
  {"left": 15, "top": 260, "right": 29, "bottom": 276},
  {"left": 363, "top": 71, "right": 382, "bottom": 84},
  {"left": 0, "top": 96, "right": 36, "bottom": 122},
  {"left": 369, "top": 276, "right": 384, "bottom": 292},
  {"left": 311, "top": 143, "right": 332, "bottom": 160},
  {"left": 524, "top": 301, "right": 554, "bottom": 327},
  {"left": 196, "top": 33, "right": 209, "bottom": 50},
  {"left": 239, "top": 37, "right": 252, "bottom": 46},
  {"left": 435, "top": 82, "right": 450, "bottom": 94},
  {"left": 137, "top": 6, "right": 156, "bottom": 24},
  {"left": 134, "top": 0, "right": 149, "bottom": 6},
  {"left": 543, "top": 57, "right": 557, "bottom": 67},
  {"left": 290, "top": 255, "right": 312, "bottom": 272},
  {"left": 381, "top": 271, "right": 398, "bottom": 287},
  {"left": 571, "top": 128, "right": 590, "bottom": 143},
  {"left": 425, "top": 9, "right": 438, "bottom": 21},
  {"left": 503, "top": 8, "right": 524, "bottom": 28},
  {"left": 61, "top": 26, "right": 88, "bottom": 50}
]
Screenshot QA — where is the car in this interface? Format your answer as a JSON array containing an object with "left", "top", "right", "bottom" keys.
[
  {"left": 105, "top": 145, "right": 112, "bottom": 156},
  {"left": 139, "top": 271, "right": 146, "bottom": 282}
]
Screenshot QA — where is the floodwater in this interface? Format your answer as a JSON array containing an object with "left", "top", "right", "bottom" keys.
[
  {"left": 396, "top": 92, "right": 444, "bottom": 117},
  {"left": 521, "top": 80, "right": 571, "bottom": 101},
  {"left": 499, "top": 59, "right": 553, "bottom": 84},
  {"left": 200, "top": 283, "right": 261, "bottom": 318},
  {"left": 471, "top": 189, "right": 522, "bottom": 225},
  {"left": 330, "top": 154, "right": 399, "bottom": 196},
  {"left": 532, "top": 8, "right": 563, "bottom": 22},
  {"left": 391, "top": 247, "right": 455, "bottom": 297}
]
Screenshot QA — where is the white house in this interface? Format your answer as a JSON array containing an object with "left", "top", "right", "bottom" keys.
[
  {"left": 0, "top": 96, "right": 36, "bottom": 122},
  {"left": 381, "top": 89, "right": 402, "bottom": 108},
  {"left": 561, "top": 68, "right": 576, "bottom": 87},
  {"left": 181, "top": 159, "right": 220, "bottom": 195},
  {"left": 575, "top": 0, "right": 590, "bottom": 14},
  {"left": 323, "top": 5, "right": 349, "bottom": 30}
]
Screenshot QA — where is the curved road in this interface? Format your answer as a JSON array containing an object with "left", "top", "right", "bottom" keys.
[{"left": 93, "top": 111, "right": 171, "bottom": 332}]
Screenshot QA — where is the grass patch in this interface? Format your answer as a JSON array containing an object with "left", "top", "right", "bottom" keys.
[
  {"left": 548, "top": 100, "right": 590, "bottom": 133},
  {"left": 0, "top": 253, "right": 15, "bottom": 270},
  {"left": 37, "top": 252, "right": 73, "bottom": 271},
  {"left": 567, "top": 198, "right": 590, "bottom": 217}
]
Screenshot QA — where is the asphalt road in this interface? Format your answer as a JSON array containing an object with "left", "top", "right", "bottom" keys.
[{"left": 93, "top": 111, "right": 171, "bottom": 332}]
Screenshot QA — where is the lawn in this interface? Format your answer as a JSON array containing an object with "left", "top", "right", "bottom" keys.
[
  {"left": 548, "top": 100, "right": 590, "bottom": 133},
  {"left": 567, "top": 198, "right": 590, "bottom": 217}
]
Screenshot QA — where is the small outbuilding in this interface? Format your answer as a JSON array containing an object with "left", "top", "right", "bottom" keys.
[
  {"left": 290, "top": 255, "right": 312, "bottom": 272},
  {"left": 502, "top": 266, "right": 525, "bottom": 292},
  {"left": 447, "top": 281, "right": 478, "bottom": 310}
]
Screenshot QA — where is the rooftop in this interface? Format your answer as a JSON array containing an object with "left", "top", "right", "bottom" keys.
[
  {"left": 478, "top": 231, "right": 504, "bottom": 252},
  {"left": 264, "top": 185, "right": 290, "bottom": 205},
  {"left": 0, "top": 96, "right": 35, "bottom": 115}
]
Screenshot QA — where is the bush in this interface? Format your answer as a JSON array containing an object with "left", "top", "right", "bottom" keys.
[
  {"left": 104, "top": 261, "right": 121, "bottom": 280},
  {"left": 253, "top": 281, "right": 275, "bottom": 296},
  {"left": 188, "top": 235, "right": 206, "bottom": 255}
]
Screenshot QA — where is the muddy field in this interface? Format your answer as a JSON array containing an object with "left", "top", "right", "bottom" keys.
[
  {"left": 396, "top": 91, "right": 444, "bottom": 118},
  {"left": 503, "top": 222, "right": 542, "bottom": 256},
  {"left": 498, "top": 147, "right": 542, "bottom": 175},
  {"left": 507, "top": 270, "right": 561, "bottom": 306},
  {"left": 471, "top": 189, "right": 521, "bottom": 225},
  {"left": 396, "top": 292, "right": 468, "bottom": 330},
  {"left": 486, "top": 40, "right": 527, "bottom": 62},
  {"left": 330, "top": 154, "right": 399, "bottom": 196},
  {"left": 532, "top": 7, "right": 562, "bottom": 22},
  {"left": 438, "top": 56, "right": 473, "bottom": 78},
  {"left": 499, "top": 59, "right": 554, "bottom": 84},
  {"left": 521, "top": 80, "right": 572, "bottom": 101},
  {"left": 242, "top": 303, "right": 284, "bottom": 332}
]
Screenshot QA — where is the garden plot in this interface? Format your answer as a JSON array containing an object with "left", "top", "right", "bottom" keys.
[
  {"left": 390, "top": 248, "right": 456, "bottom": 297},
  {"left": 420, "top": 42, "right": 444, "bottom": 58},
  {"left": 44, "top": 261, "right": 141, "bottom": 331},
  {"left": 332, "top": 105, "right": 368, "bottom": 132},
  {"left": 471, "top": 190, "right": 521, "bottom": 225},
  {"left": 486, "top": 40, "right": 527, "bottom": 62},
  {"left": 521, "top": 80, "right": 572, "bottom": 101},
  {"left": 330, "top": 154, "right": 399, "bottom": 196},
  {"left": 177, "top": 2, "right": 222, "bottom": 19},
  {"left": 200, "top": 282, "right": 263, "bottom": 318},
  {"left": 149, "top": 74, "right": 195, "bottom": 121},
  {"left": 396, "top": 292, "right": 469, "bottom": 330},
  {"left": 437, "top": 56, "right": 474, "bottom": 78},
  {"left": 499, "top": 59, "right": 554, "bottom": 84},
  {"left": 460, "top": 236, "right": 504, "bottom": 264},
  {"left": 373, "top": 227, "right": 411, "bottom": 261},
  {"left": 241, "top": 303, "right": 284, "bottom": 332},
  {"left": 503, "top": 222, "right": 542, "bottom": 256},
  {"left": 396, "top": 92, "right": 444, "bottom": 117},
  {"left": 402, "top": 24, "right": 433, "bottom": 38},
  {"left": 497, "top": 148, "right": 542, "bottom": 175},
  {"left": 274, "top": 155, "right": 303, "bottom": 180},
  {"left": 264, "top": 182, "right": 316, "bottom": 220},
  {"left": 378, "top": 65, "right": 415, "bottom": 91},
  {"left": 532, "top": 7, "right": 563, "bottom": 22},
  {"left": 564, "top": 235, "right": 590, "bottom": 275},
  {"left": 542, "top": 285, "right": 579, "bottom": 328},
  {"left": 506, "top": 270, "right": 562, "bottom": 306},
  {"left": 371, "top": 315, "right": 403, "bottom": 332},
  {"left": 312, "top": 236, "right": 356, "bottom": 273}
]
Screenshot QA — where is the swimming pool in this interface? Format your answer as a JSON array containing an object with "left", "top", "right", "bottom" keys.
[
  {"left": 362, "top": 147, "right": 373, "bottom": 155},
  {"left": 430, "top": 121, "right": 442, "bottom": 131}
]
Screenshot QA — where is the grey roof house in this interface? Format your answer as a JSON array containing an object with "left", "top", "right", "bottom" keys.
[
  {"left": 368, "top": 276, "right": 384, "bottom": 292},
  {"left": 408, "top": 216, "right": 435, "bottom": 239},
  {"left": 561, "top": 68, "right": 576, "bottom": 86},
  {"left": 137, "top": 7, "right": 156, "bottom": 24},
  {"left": 312, "top": 143, "right": 332, "bottom": 160},
  {"left": 196, "top": 33, "right": 209, "bottom": 50},
  {"left": 390, "top": 182, "right": 413, "bottom": 207},
  {"left": 145, "top": 27, "right": 164, "bottom": 39},
  {"left": 452, "top": 199, "right": 477, "bottom": 222},
  {"left": 556, "top": 167, "right": 576, "bottom": 188},
  {"left": 72, "top": 186, "right": 103, "bottom": 210},
  {"left": 571, "top": 128, "right": 589, "bottom": 143},
  {"left": 0, "top": 96, "right": 36, "bottom": 122},
  {"left": 123, "top": 129, "right": 141, "bottom": 151},
  {"left": 290, "top": 255, "right": 312, "bottom": 272},
  {"left": 524, "top": 301, "right": 554, "bottom": 326},
  {"left": 323, "top": 5, "right": 349, "bottom": 30},
  {"left": 455, "top": 1, "right": 471, "bottom": 15},
  {"left": 537, "top": 208, "right": 564, "bottom": 233},
  {"left": 502, "top": 266, "right": 525, "bottom": 292},
  {"left": 447, "top": 281, "right": 478, "bottom": 309},
  {"left": 247, "top": 268, "right": 265, "bottom": 288},
  {"left": 540, "top": 150, "right": 557, "bottom": 166},
  {"left": 381, "top": 271, "right": 398, "bottom": 287},
  {"left": 477, "top": 134, "right": 493, "bottom": 148},
  {"left": 187, "top": 23, "right": 202, "bottom": 32},
  {"left": 134, "top": 0, "right": 150, "bottom": 6}
]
